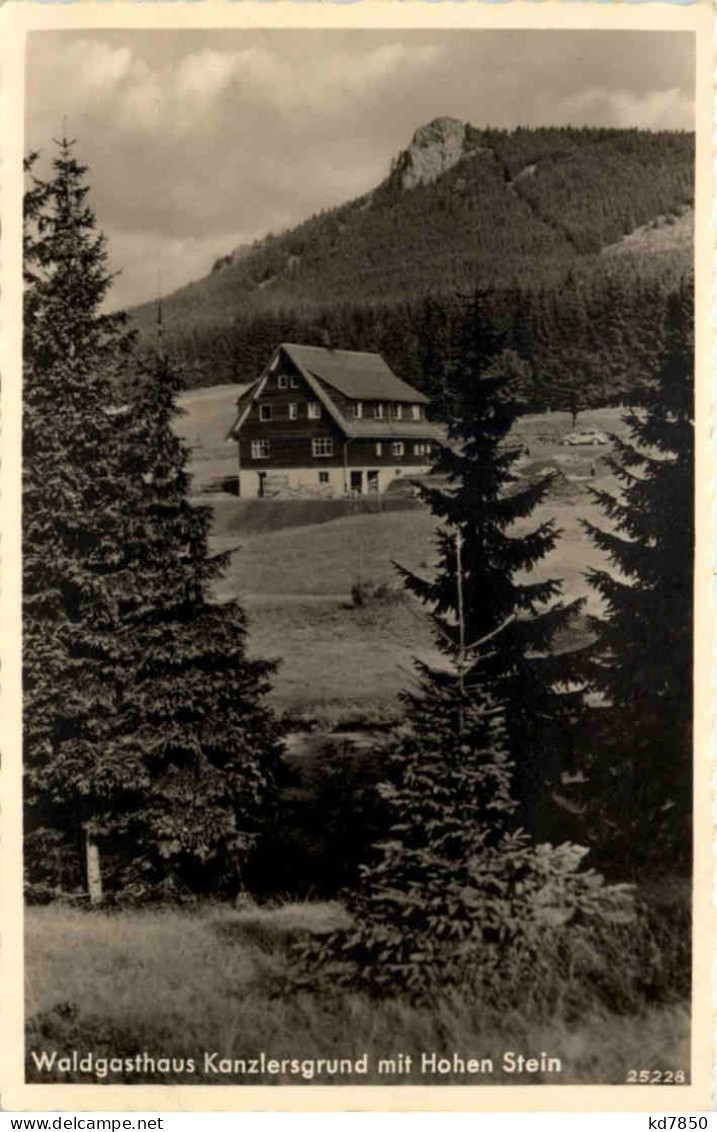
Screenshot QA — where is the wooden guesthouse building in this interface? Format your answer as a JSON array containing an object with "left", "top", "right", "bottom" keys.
[{"left": 228, "top": 344, "right": 444, "bottom": 498}]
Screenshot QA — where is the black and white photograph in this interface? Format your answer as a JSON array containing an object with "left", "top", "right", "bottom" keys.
[{"left": 4, "top": 7, "right": 711, "bottom": 1108}]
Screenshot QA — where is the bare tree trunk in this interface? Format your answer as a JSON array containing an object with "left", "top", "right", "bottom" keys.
[{"left": 85, "top": 829, "right": 103, "bottom": 905}]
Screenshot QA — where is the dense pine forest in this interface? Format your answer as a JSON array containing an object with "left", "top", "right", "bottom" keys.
[{"left": 128, "top": 124, "right": 693, "bottom": 405}]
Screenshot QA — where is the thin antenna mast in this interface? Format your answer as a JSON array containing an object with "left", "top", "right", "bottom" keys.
[
  {"left": 453, "top": 528, "right": 515, "bottom": 733},
  {"left": 156, "top": 267, "right": 164, "bottom": 352}
]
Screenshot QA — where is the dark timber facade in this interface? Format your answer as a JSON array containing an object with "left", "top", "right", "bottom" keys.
[{"left": 228, "top": 344, "right": 443, "bottom": 498}]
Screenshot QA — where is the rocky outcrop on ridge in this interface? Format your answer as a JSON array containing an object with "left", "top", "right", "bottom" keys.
[{"left": 390, "top": 117, "right": 471, "bottom": 191}]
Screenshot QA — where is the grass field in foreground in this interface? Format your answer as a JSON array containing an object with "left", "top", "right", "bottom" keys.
[{"left": 25, "top": 898, "right": 690, "bottom": 1087}]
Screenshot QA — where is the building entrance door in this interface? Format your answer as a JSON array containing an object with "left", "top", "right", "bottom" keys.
[
  {"left": 350, "top": 470, "right": 363, "bottom": 495},
  {"left": 367, "top": 470, "right": 379, "bottom": 494}
]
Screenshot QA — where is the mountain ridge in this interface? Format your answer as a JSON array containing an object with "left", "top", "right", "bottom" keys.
[{"left": 128, "top": 120, "right": 694, "bottom": 399}]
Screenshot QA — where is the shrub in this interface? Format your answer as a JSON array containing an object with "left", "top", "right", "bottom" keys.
[
  {"left": 350, "top": 579, "right": 407, "bottom": 609},
  {"left": 297, "top": 829, "right": 634, "bottom": 1002}
]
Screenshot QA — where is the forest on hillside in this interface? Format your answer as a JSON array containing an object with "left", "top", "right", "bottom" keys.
[
  {"left": 137, "top": 261, "right": 687, "bottom": 415},
  {"left": 478, "top": 127, "right": 693, "bottom": 253},
  {"left": 128, "top": 126, "right": 694, "bottom": 403}
]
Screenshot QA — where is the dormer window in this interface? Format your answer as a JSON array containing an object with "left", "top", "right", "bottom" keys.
[
  {"left": 259, "top": 404, "right": 273, "bottom": 422},
  {"left": 354, "top": 401, "right": 363, "bottom": 420},
  {"left": 412, "top": 404, "right": 422, "bottom": 421},
  {"left": 388, "top": 405, "right": 403, "bottom": 420},
  {"left": 374, "top": 403, "right": 384, "bottom": 420}
]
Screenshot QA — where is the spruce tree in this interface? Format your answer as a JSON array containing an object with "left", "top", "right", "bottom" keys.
[
  {"left": 109, "top": 351, "right": 282, "bottom": 898},
  {"left": 580, "top": 279, "right": 694, "bottom": 866},
  {"left": 23, "top": 140, "right": 139, "bottom": 898},
  {"left": 301, "top": 292, "right": 631, "bottom": 996},
  {"left": 399, "top": 291, "right": 584, "bottom": 827},
  {"left": 23, "top": 140, "right": 280, "bottom": 899}
]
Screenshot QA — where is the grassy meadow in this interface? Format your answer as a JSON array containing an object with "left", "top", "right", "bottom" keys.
[
  {"left": 26, "top": 885, "right": 691, "bottom": 1087},
  {"left": 188, "top": 402, "right": 630, "bottom": 724}
]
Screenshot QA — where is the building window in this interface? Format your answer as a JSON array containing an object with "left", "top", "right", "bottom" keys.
[
  {"left": 374, "top": 403, "right": 384, "bottom": 419},
  {"left": 259, "top": 404, "right": 273, "bottom": 422},
  {"left": 251, "top": 439, "right": 270, "bottom": 459},
  {"left": 308, "top": 402, "right": 321, "bottom": 420},
  {"left": 289, "top": 403, "right": 299, "bottom": 420},
  {"left": 312, "top": 437, "right": 333, "bottom": 458},
  {"left": 278, "top": 374, "right": 289, "bottom": 389},
  {"left": 392, "top": 441, "right": 405, "bottom": 457},
  {"left": 354, "top": 401, "right": 363, "bottom": 420},
  {"left": 412, "top": 405, "right": 422, "bottom": 421},
  {"left": 290, "top": 374, "right": 299, "bottom": 389},
  {"left": 388, "top": 404, "right": 403, "bottom": 420},
  {"left": 414, "top": 442, "right": 429, "bottom": 457},
  {"left": 318, "top": 471, "right": 330, "bottom": 485},
  {"left": 375, "top": 441, "right": 383, "bottom": 456}
]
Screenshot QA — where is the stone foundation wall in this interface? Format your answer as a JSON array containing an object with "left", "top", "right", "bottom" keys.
[{"left": 238, "top": 464, "right": 430, "bottom": 499}]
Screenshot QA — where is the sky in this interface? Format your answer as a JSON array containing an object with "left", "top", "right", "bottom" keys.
[{"left": 26, "top": 29, "right": 695, "bottom": 312}]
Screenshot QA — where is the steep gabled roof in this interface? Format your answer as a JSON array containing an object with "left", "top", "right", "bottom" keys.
[
  {"left": 282, "top": 343, "right": 430, "bottom": 405},
  {"left": 228, "top": 343, "right": 444, "bottom": 443},
  {"left": 227, "top": 378, "right": 262, "bottom": 438}
]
